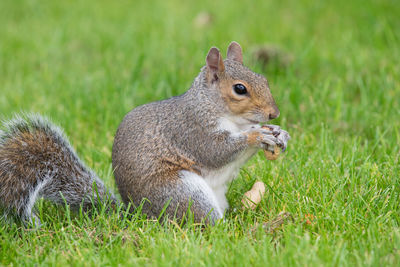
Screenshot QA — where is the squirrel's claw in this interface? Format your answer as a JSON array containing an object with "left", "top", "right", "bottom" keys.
[
  {"left": 264, "top": 124, "right": 281, "bottom": 136},
  {"left": 276, "top": 130, "right": 290, "bottom": 152}
]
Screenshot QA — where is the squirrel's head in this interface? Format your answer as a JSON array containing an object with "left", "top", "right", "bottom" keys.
[{"left": 204, "top": 42, "right": 279, "bottom": 124}]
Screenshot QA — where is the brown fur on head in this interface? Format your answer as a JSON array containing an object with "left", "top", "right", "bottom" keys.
[{"left": 205, "top": 41, "right": 280, "bottom": 123}]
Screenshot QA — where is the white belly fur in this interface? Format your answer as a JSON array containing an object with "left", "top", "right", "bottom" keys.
[{"left": 203, "top": 148, "right": 257, "bottom": 212}]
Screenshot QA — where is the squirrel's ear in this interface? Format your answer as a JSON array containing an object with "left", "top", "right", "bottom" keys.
[
  {"left": 206, "top": 47, "right": 225, "bottom": 82},
  {"left": 227, "top": 41, "right": 243, "bottom": 64}
]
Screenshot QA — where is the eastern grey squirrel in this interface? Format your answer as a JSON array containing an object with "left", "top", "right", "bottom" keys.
[{"left": 0, "top": 42, "right": 290, "bottom": 225}]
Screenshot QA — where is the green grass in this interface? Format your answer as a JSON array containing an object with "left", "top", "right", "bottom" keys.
[{"left": 1, "top": 0, "right": 400, "bottom": 265}]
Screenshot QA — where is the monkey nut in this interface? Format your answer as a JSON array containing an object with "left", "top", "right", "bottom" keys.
[
  {"left": 264, "top": 145, "right": 280, "bottom": 160},
  {"left": 242, "top": 181, "right": 266, "bottom": 210},
  {"left": 261, "top": 125, "right": 280, "bottom": 160}
]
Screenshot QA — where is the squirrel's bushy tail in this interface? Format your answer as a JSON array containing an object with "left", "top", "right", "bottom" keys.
[{"left": 0, "top": 114, "right": 116, "bottom": 224}]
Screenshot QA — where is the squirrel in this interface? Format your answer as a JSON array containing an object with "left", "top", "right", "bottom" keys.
[{"left": 0, "top": 42, "right": 290, "bottom": 225}]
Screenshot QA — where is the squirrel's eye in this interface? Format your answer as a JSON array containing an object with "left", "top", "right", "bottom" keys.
[{"left": 233, "top": 84, "right": 247, "bottom": 95}]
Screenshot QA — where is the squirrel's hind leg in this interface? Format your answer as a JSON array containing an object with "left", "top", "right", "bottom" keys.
[{"left": 144, "top": 170, "right": 224, "bottom": 225}]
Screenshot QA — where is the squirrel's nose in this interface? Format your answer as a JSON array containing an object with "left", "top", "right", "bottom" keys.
[{"left": 269, "top": 110, "right": 280, "bottom": 120}]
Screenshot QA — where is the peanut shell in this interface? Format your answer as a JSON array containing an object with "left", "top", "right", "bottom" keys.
[
  {"left": 264, "top": 145, "right": 280, "bottom": 160},
  {"left": 242, "top": 181, "right": 266, "bottom": 210}
]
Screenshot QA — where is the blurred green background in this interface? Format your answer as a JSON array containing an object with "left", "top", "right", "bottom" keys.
[{"left": 0, "top": 0, "right": 399, "bottom": 265}]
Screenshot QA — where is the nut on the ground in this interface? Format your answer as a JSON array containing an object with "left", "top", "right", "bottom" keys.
[{"left": 242, "top": 181, "right": 266, "bottom": 210}]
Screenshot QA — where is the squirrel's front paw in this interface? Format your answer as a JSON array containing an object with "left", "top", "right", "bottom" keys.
[
  {"left": 245, "top": 127, "right": 279, "bottom": 149},
  {"left": 262, "top": 125, "right": 291, "bottom": 152}
]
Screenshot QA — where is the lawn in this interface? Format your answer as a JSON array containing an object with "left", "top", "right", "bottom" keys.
[{"left": 1, "top": 0, "right": 400, "bottom": 265}]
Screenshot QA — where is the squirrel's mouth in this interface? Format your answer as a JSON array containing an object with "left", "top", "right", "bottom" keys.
[
  {"left": 246, "top": 113, "right": 270, "bottom": 125},
  {"left": 246, "top": 119, "right": 261, "bottom": 125}
]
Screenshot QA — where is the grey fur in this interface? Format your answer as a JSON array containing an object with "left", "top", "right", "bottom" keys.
[{"left": 0, "top": 114, "right": 116, "bottom": 224}]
